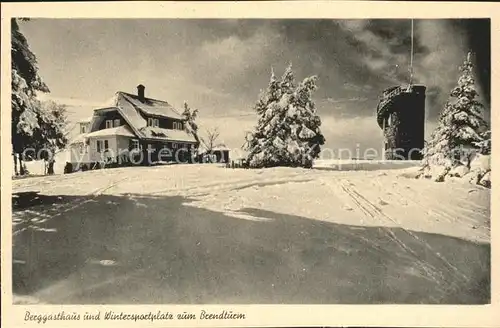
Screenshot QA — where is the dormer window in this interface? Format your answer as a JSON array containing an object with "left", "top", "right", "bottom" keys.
[
  {"left": 105, "top": 120, "right": 113, "bottom": 129},
  {"left": 148, "top": 118, "right": 159, "bottom": 127},
  {"left": 80, "top": 123, "right": 87, "bottom": 134},
  {"left": 173, "top": 122, "right": 183, "bottom": 130}
]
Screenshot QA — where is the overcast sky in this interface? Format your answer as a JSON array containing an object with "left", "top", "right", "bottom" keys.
[{"left": 20, "top": 19, "right": 490, "bottom": 156}]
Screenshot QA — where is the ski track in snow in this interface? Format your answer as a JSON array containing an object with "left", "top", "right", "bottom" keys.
[
  {"left": 329, "top": 178, "right": 446, "bottom": 287},
  {"left": 13, "top": 175, "right": 132, "bottom": 234},
  {"left": 376, "top": 177, "right": 490, "bottom": 241},
  {"left": 12, "top": 165, "right": 490, "bottom": 243},
  {"left": 342, "top": 179, "right": 469, "bottom": 286},
  {"left": 11, "top": 164, "right": 490, "bottom": 304}
]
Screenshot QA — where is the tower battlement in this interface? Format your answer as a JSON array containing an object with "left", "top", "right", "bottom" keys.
[{"left": 376, "top": 85, "right": 426, "bottom": 160}]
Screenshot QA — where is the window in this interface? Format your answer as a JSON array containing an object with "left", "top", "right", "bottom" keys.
[
  {"left": 172, "top": 142, "right": 178, "bottom": 149},
  {"left": 105, "top": 120, "right": 113, "bottom": 129},
  {"left": 97, "top": 140, "right": 108, "bottom": 153},
  {"left": 80, "top": 124, "right": 87, "bottom": 134},
  {"left": 79, "top": 143, "right": 87, "bottom": 154},
  {"left": 113, "top": 119, "right": 120, "bottom": 127},
  {"left": 131, "top": 139, "right": 140, "bottom": 150},
  {"left": 148, "top": 118, "right": 159, "bottom": 127},
  {"left": 173, "top": 122, "right": 183, "bottom": 130}
]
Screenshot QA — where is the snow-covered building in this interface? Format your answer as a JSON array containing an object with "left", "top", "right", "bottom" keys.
[
  {"left": 197, "top": 144, "right": 231, "bottom": 164},
  {"left": 68, "top": 85, "right": 199, "bottom": 171}
]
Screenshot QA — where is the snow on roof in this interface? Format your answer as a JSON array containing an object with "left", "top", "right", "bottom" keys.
[
  {"left": 85, "top": 125, "right": 136, "bottom": 138},
  {"left": 213, "top": 144, "right": 230, "bottom": 151},
  {"left": 89, "top": 91, "right": 197, "bottom": 143},
  {"left": 198, "top": 143, "right": 230, "bottom": 153},
  {"left": 140, "top": 127, "right": 197, "bottom": 143},
  {"left": 119, "top": 92, "right": 182, "bottom": 120},
  {"left": 115, "top": 93, "right": 147, "bottom": 133}
]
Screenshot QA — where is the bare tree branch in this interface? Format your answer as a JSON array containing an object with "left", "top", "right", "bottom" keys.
[{"left": 201, "top": 127, "right": 221, "bottom": 152}]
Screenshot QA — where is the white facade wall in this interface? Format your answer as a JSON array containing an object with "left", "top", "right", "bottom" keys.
[
  {"left": 70, "top": 135, "right": 132, "bottom": 164},
  {"left": 69, "top": 143, "right": 90, "bottom": 164}
]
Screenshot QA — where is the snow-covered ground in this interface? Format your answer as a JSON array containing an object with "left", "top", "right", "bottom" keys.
[
  {"left": 11, "top": 163, "right": 490, "bottom": 304},
  {"left": 314, "top": 158, "right": 421, "bottom": 171}
]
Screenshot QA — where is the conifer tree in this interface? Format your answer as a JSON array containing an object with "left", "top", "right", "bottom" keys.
[
  {"left": 181, "top": 102, "right": 200, "bottom": 162},
  {"left": 245, "top": 64, "right": 325, "bottom": 168},
  {"left": 182, "top": 102, "right": 199, "bottom": 138},
  {"left": 244, "top": 67, "right": 283, "bottom": 166},
  {"left": 34, "top": 101, "right": 68, "bottom": 174},
  {"left": 286, "top": 75, "right": 325, "bottom": 167},
  {"left": 12, "top": 19, "right": 70, "bottom": 175},
  {"left": 420, "top": 51, "right": 488, "bottom": 178},
  {"left": 12, "top": 18, "right": 50, "bottom": 175}
]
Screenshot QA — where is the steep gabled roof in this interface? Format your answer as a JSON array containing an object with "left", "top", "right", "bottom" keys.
[
  {"left": 118, "top": 92, "right": 183, "bottom": 120},
  {"left": 89, "top": 91, "right": 197, "bottom": 144}
]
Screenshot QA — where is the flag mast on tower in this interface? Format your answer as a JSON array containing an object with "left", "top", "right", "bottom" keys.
[{"left": 408, "top": 19, "right": 414, "bottom": 89}]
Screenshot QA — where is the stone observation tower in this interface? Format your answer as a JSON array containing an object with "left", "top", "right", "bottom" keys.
[{"left": 376, "top": 19, "right": 426, "bottom": 160}]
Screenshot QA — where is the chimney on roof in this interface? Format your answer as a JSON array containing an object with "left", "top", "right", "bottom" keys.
[{"left": 137, "top": 84, "right": 145, "bottom": 102}]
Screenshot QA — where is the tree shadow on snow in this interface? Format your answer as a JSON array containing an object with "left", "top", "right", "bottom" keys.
[{"left": 11, "top": 192, "right": 489, "bottom": 304}]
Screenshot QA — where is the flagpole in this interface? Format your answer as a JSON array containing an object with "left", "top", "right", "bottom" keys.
[{"left": 409, "top": 19, "right": 414, "bottom": 86}]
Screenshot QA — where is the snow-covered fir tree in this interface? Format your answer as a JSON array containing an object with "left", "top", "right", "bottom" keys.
[
  {"left": 257, "top": 65, "right": 297, "bottom": 166},
  {"left": 244, "top": 64, "right": 325, "bottom": 168},
  {"left": 181, "top": 101, "right": 200, "bottom": 161},
  {"left": 12, "top": 18, "right": 51, "bottom": 175},
  {"left": 36, "top": 100, "right": 68, "bottom": 162},
  {"left": 420, "top": 51, "right": 489, "bottom": 181},
  {"left": 244, "top": 67, "right": 283, "bottom": 166},
  {"left": 286, "top": 75, "right": 325, "bottom": 167},
  {"left": 182, "top": 101, "right": 199, "bottom": 140}
]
